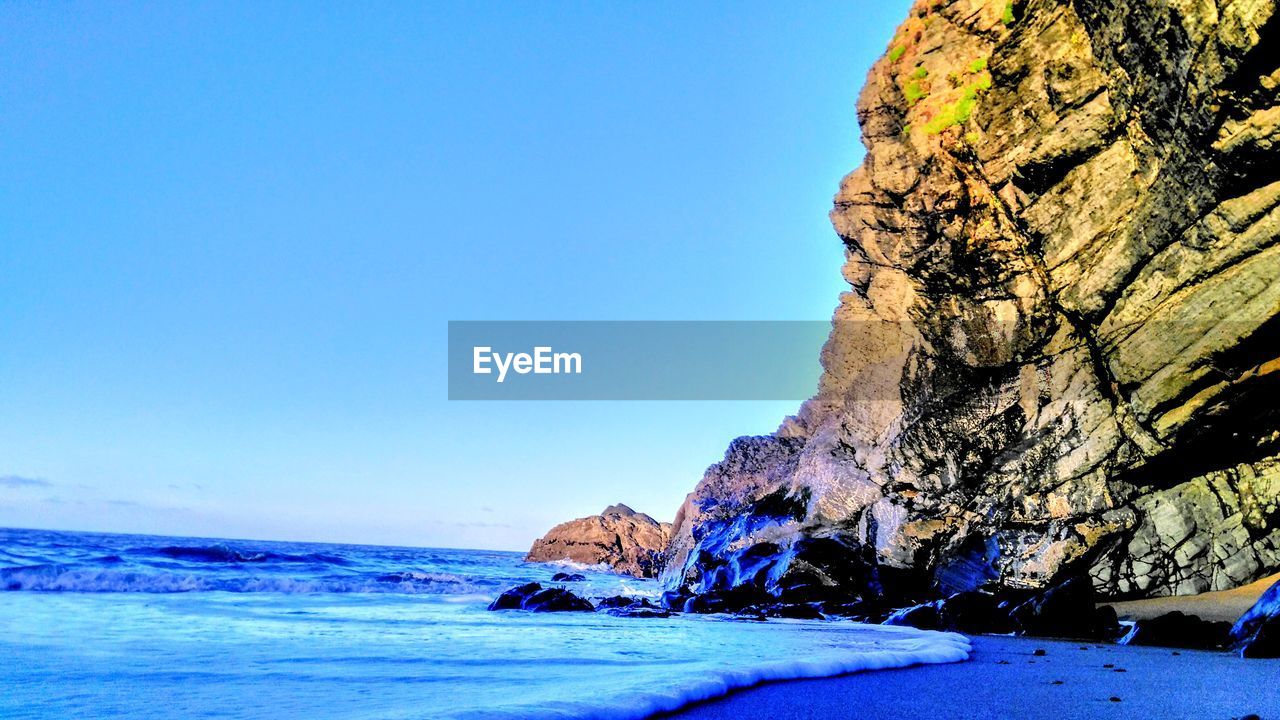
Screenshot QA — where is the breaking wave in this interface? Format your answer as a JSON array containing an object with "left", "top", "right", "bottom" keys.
[
  {"left": 0, "top": 529, "right": 542, "bottom": 596},
  {"left": 0, "top": 565, "right": 482, "bottom": 594},
  {"left": 138, "top": 544, "right": 351, "bottom": 565}
]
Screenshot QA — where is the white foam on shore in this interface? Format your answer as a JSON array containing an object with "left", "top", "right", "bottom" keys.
[{"left": 445, "top": 622, "right": 972, "bottom": 720}]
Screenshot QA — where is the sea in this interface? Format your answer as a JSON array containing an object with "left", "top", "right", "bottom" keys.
[{"left": 0, "top": 527, "right": 970, "bottom": 720}]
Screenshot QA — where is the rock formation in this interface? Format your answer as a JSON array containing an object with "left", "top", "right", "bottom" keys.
[
  {"left": 488, "top": 582, "right": 595, "bottom": 613},
  {"left": 1230, "top": 576, "right": 1280, "bottom": 656},
  {"left": 527, "top": 504, "right": 672, "bottom": 578},
  {"left": 663, "top": 0, "right": 1280, "bottom": 607}
]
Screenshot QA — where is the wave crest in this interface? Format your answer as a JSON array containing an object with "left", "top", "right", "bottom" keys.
[
  {"left": 139, "top": 544, "right": 350, "bottom": 565},
  {"left": 0, "top": 565, "right": 484, "bottom": 595}
]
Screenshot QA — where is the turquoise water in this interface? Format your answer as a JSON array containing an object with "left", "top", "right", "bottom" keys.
[{"left": 0, "top": 528, "right": 969, "bottom": 719}]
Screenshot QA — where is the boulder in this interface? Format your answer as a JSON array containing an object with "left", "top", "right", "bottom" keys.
[
  {"left": 680, "top": 588, "right": 766, "bottom": 615},
  {"left": 551, "top": 572, "right": 585, "bottom": 582},
  {"left": 756, "top": 602, "right": 825, "bottom": 620},
  {"left": 486, "top": 582, "right": 594, "bottom": 613},
  {"left": 883, "top": 602, "right": 943, "bottom": 631},
  {"left": 525, "top": 588, "right": 595, "bottom": 612},
  {"left": 527, "top": 504, "right": 672, "bottom": 578},
  {"left": 1010, "top": 577, "right": 1120, "bottom": 640},
  {"left": 819, "top": 599, "right": 880, "bottom": 621},
  {"left": 1230, "top": 578, "right": 1280, "bottom": 658},
  {"left": 488, "top": 582, "right": 542, "bottom": 611},
  {"left": 606, "top": 606, "right": 672, "bottom": 619},
  {"left": 597, "top": 595, "right": 671, "bottom": 619},
  {"left": 937, "top": 591, "right": 1014, "bottom": 634},
  {"left": 595, "top": 595, "right": 640, "bottom": 609},
  {"left": 1119, "top": 611, "right": 1230, "bottom": 650}
]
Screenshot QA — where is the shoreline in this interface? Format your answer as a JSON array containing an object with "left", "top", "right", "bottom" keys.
[
  {"left": 660, "top": 635, "right": 1279, "bottom": 720},
  {"left": 656, "top": 578, "right": 1280, "bottom": 720}
]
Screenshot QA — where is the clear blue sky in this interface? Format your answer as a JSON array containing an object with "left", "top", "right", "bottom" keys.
[{"left": 0, "top": 1, "right": 910, "bottom": 550}]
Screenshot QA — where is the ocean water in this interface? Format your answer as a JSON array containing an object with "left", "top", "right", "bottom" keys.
[{"left": 0, "top": 527, "right": 970, "bottom": 719}]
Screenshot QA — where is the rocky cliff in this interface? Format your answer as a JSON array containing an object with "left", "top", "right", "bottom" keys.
[
  {"left": 663, "top": 0, "right": 1280, "bottom": 607},
  {"left": 527, "top": 504, "right": 672, "bottom": 578}
]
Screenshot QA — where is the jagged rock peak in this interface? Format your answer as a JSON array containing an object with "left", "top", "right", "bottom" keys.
[{"left": 663, "top": 0, "right": 1280, "bottom": 607}]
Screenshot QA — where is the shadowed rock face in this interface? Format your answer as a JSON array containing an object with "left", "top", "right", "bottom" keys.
[
  {"left": 527, "top": 505, "right": 672, "bottom": 578},
  {"left": 1231, "top": 577, "right": 1280, "bottom": 656},
  {"left": 664, "top": 0, "right": 1280, "bottom": 605}
]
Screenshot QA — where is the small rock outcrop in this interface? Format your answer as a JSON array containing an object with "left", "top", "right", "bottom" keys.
[
  {"left": 884, "top": 602, "right": 943, "bottom": 630},
  {"left": 880, "top": 577, "right": 1116, "bottom": 638},
  {"left": 1230, "top": 577, "right": 1280, "bottom": 657},
  {"left": 603, "top": 598, "right": 672, "bottom": 619},
  {"left": 1010, "top": 577, "right": 1120, "bottom": 640},
  {"left": 1120, "top": 611, "right": 1231, "bottom": 650},
  {"left": 662, "top": 0, "right": 1280, "bottom": 610},
  {"left": 487, "top": 582, "right": 594, "bottom": 613},
  {"left": 527, "top": 504, "right": 672, "bottom": 579}
]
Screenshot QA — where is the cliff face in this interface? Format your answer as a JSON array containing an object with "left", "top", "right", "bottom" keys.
[
  {"left": 528, "top": 504, "right": 672, "bottom": 579},
  {"left": 664, "top": 0, "right": 1280, "bottom": 604}
]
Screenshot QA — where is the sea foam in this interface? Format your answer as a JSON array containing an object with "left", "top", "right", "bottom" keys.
[{"left": 450, "top": 625, "right": 971, "bottom": 720}]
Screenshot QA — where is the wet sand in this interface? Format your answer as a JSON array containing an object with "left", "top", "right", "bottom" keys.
[{"left": 661, "top": 634, "right": 1278, "bottom": 720}]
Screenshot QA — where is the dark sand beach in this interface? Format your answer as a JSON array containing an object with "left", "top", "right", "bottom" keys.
[
  {"left": 665, "top": 581, "right": 1280, "bottom": 720},
  {"left": 665, "top": 635, "right": 1278, "bottom": 720}
]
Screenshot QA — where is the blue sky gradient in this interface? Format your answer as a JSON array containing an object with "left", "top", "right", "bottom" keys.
[{"left": 0, "top": 1, "right": 910, "bottom": 549}]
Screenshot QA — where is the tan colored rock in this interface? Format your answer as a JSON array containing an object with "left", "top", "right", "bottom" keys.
[{"left": 527, "top": 504, "right": 672, "bottom": 579}]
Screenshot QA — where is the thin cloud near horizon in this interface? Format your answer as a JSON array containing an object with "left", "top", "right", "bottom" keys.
[{"left": 0, "top": 475, "right": 52, "bottom": 489}]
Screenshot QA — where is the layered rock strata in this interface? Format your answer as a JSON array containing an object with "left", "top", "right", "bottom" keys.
[{"left": 663, "top": 0, "right": 1280, "bottom": 606}]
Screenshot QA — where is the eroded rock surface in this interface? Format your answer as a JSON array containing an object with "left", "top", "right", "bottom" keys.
[
  {"left": 527, "top": 504, "right": 672, "bottom": 579},
  {"left": 1230, "top": 577, "right": 1280, "bottom": 657},
  {"left": 664, "top": 0, "right": 1280, "bottom": 607}
]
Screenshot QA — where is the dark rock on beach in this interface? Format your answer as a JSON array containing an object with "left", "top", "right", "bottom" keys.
[
  {"left": 937, "top": 591, "right": 1014, "bottom": 634},
  {"left": 596, "top": 596, "right": 671, "bottom": 619},
  {"left": 1120, "top": 611, "right": 1231, "bottom": 650},
  {"left": 605, "top": 605, "right": 672, "bottom": 619},
  {"left": 487, "top": 582, "right": 594, "bottom": 613},
  {"left": 488, "top": 582, "right": 542, "bottom": 611},
  {"left": 593, "top": 594, "right": 670, "bottom": 617},
  {"left": 679, "top": 588, "right": 767, "bottom": 615},
  {"left": 882, "top": 590, "right": 1018, "bottom": 633},
  {"left": 1010, "top": 577, "right": 1120, "bottom": 640},
  {"left": 883, "top": 602, "right": 943, "bottom": 631},
  {"left": 1230, "top": 578, "right": 1280, "bottom": 658},
  {"left": 818, "top": 598, "right": 883, "bottom": 622},
  {"left": 526, "top": 588, "right": 595, "bottom": 612},
  {"left": 551, "top": 572, "right": 586, "bottom": 582},
  {"left": 758, "top": 602, "right": 825, "bottom": 620}
]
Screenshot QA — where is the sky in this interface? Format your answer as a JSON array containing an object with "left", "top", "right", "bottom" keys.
[{"left": 0, "top": 1, "right": 912, "bottom": 550}]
